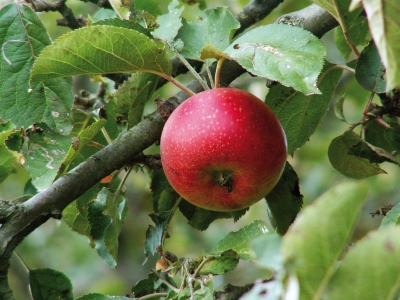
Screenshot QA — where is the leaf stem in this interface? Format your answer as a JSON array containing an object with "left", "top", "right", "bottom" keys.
[
  {"left": 332, "top": 0, "right": 360, "bottom": 57},
  {"left": 161, "top": 197, "right": 183, "bottom": 248},
  {"left": 152, "top": 270, "right": 180, "bottom": 292},
  {"left": 192, "top": 256, "right": 212, "bottom": 278},
  {"left": 138, "top": 292, "right": 169, "bottom": 300},
  {"left": 205, "top": 60, "right": 216, "bottom": 89},
  {"left": 157, "top": 73, "right": 195, "bottom": 96},
  {"left": 215, "top": 58, "right": 226, "bottom": 88},
  {"left": 165, "top": 41, "right": 210, "bottom": 91},
  {"left": 13, "top": 251, "right": 30, "bottom": 273}
]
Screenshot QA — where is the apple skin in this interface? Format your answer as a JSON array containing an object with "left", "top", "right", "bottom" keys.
[{"left": 160, "top": 88, "right": 287, "bottom": 212}]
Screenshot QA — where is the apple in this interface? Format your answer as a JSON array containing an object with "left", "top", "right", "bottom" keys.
[{"left": 160, "top": 88, "right": 287, "bottom": 212}]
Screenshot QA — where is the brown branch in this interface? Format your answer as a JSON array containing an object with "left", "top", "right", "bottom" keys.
[
  {"left": 0, "top": 3, "right": 338, "bottom": 298},
  {"left": 31, "top": 0, "right": 86, "bottom": 29}
]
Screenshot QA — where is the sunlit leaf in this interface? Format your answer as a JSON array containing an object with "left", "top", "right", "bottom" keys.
[
  {"left": 265, "top": 63, "right": 342, "bottom": 155},
  {"left": 108, "top": 0, "right": 130, "bottom": 20},
  {"left": 30, "top": 25, "right": 172, "bottom": 83},
  {"left": 225, "top": 24, "right": 326, "bottom": 95},
  {"left": 328, "top": 130, "right": 386, "bottom": 178},
  {"left": 175, "top": 7, "right": 240, "bottom": 60},
  {"left": 152, "top": 0, "right": 184, "bottom": 43},
  {"left": 282, "top": 181, "right": 367, "bottom": 300},
  {"left": 325, "top": 226, "right": 400, "bottom": 300}
]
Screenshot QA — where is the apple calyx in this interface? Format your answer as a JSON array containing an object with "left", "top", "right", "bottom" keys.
[{"left": 213, "top": 170, "right": 234, "bottom": 193}]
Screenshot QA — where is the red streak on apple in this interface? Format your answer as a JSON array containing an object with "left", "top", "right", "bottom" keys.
[{"left": 160, "top": 88, "right": 287, "bottom": 211}]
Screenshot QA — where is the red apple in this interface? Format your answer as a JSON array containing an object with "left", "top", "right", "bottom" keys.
[{"left": 160, "top": 88, "right": 287, "bottom": 212}]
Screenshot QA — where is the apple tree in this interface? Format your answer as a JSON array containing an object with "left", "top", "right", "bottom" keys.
[{"left": 1, "top": 0, "right": 400, "bottom": 299}]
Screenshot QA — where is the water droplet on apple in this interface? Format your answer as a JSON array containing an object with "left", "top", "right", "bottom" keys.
[{"left": 286, "top": 64, "right": 291, "bottom": 69}]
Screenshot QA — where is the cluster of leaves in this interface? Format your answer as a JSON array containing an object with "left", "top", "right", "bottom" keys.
[{"left": 0, "top": 0, "right": 400, "bottom": 299}]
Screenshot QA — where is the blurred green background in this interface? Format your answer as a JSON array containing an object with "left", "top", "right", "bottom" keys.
[{"left": 1, "top": 0, "right": 399, "bottom": 298}]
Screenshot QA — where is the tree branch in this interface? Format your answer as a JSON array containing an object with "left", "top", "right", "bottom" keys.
[{"left": 0, "top": 2, "right": 338, "bottom": 298}]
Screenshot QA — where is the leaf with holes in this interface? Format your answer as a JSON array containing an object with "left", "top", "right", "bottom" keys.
[
  {"left": 0, "top": 4, "right": 73, "bottom": 134},
  {"left": 225, "top": 24, "right": 326, "bottom": 95},
  {"left": 174, "top": 7, "right": 240, "bottom": 60}
]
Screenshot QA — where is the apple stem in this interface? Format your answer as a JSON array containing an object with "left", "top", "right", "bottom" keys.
[
  {"left": 205, "top": 60, "right": 216, "bottom": 89},
  {"left": 214, "top": 58, "right": 225, "bottom": 89}
]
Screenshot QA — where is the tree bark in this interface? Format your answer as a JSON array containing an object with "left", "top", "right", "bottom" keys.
[{"left": 0, "top": 1, "right": 338, "bottom": 298}]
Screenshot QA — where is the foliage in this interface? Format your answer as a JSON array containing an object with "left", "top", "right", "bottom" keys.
[{"left": 0, "top": 0, "right": 400, "bottom": 299}]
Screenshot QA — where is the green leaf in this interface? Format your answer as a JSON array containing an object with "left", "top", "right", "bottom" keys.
[
  {"left": 281, "top": 181, "right": 367, "bottom": 300},
  {"left": 62, "top": 184, "right": 100, "bottom": 237},
  {"left": 29, "top": 268, "right": 73, "bottom": 300},
  {"left": 0, "top": 124, "right": 19, "bottom": 184},
  {"left": 355, "top": 40, "right": 386, "bottom": 93},
  {"left": 75, "top": 293, "right": 130, "bottom": 300},
  {"left": 175, "top": 7, "right": 240, "bottom": 60},
  {"left": 212, "top": 220, "right": 270, "bottom": 260},
  {"left": 361, "top": 0, "right": 400, "bottom": 90},
  {"left": 384, "top": 122, "right": 400, "bottom": 152},
  {"left": 152, "top": 0, "right": 184, "bottom": 43},
  {"left": 325, "top": 226, "right": 400, "bottom": 300},
  {"left": 328, "top": 130, "right": 387, "bottom": 178},
  {"left": 312, "top": 0, "right": 360, "bottom": 24},
  {"left": 225, "top": 24, "right": 326, "bottom": 95},
  {"left": 0, "top": 4, "right": 73, "bottom": 134},
  {"left": 88, "top": 187, "right": 128, "bottom": 267},
  {"left": 61, "top": 119, "right": 107, "bottom": 175},
  {"left": 131, "top": 272, "right": 160, "bottom": 297},
  {"left": 364, "top": 120, "right": 396, "bottom": 153},
  {"left": 265, "top": 63, "right": 342, "bottom": 155},
  {"left": 333, "top": 94, "right": 350, "bottom": 123},
  {"left": 114, "top": 72, "right": 159, "bottom": 128},
  {"left": 144, "top": 212, "right": 169, "bottom": 256},
  {"left": 265, "top": 163, "right": 303, "bottom": 235},
  {"left": 348, "top": 138, "right": 400, "bottom": 166},
  {"left": 200, "top": 249, "right": 240, "bottom": 275},
  {"left": 92, "top": 18, "right": 152, "bottom": 38},
  {"left": 334, "top": 14, "right": 370, "bottom": 59},
  {"left": 380, "top": 203, "right": 400, "bottom": 228},
  {"left": 134, "top": 0, "right": 162, "bottom": 16},
  {"left": 178, "top": 200, "right": 248, "bottom": 231},
  {"left": 30, "top": 25, "right": 172, "bottom": 83},
  {"left": 23, "top": 124, "right": 72, "bottom": 191},
  {"left": 251, "top": 234, "right": 283, "bottom": 272}
]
